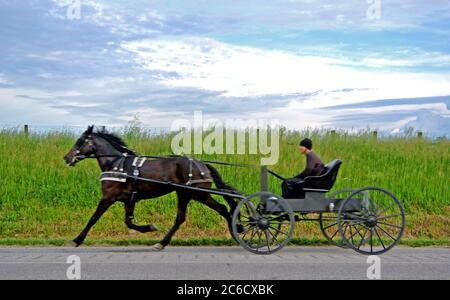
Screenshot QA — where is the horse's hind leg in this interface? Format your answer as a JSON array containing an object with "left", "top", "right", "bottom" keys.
[
  {"left": 72, "top": 198, "right": 115, "bottom": 247},
  {"left": 124, "top": 200, "right": 158, "bottom": 233},
  {"left": 153, "top": 192, "right": 190, "bottom": 250},
  {"left": 193, "top": 193, "right": 235, "bottom": 234}
]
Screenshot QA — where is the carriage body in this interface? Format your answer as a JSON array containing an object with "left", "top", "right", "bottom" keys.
[
  {"left": 264, "top": 191, "right": 362, "bottom": 213},
  {"left": 231, "top": 160, "right": 406, "bottom": 255}
]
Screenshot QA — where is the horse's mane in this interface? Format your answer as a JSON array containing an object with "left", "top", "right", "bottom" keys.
[{"left": 94, "top": 130, "right": 136, "bottom": 155}]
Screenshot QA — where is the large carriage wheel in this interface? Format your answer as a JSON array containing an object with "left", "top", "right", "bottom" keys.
[
  {"left": 337, "top": 187, "right": 406, "bottom": 255},
  {"left": 232, "top": 192, "right": 295, "bottom": 255},
  {"left": 320, "top": 189, "right": 362, "bottom": 248}
]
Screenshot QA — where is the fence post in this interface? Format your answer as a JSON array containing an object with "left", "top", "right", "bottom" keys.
[
  {"left": 417, "top": 131, "right": 423, "bottom": 138},
  {"left": 260, "top": 165, "right": 268, "bottom": 192},
  {"left": 24, "top": 124, "right": 29, "bottom": 137},
  {"left": 372, "top": 130, "right": 378, "bottom": 139}
]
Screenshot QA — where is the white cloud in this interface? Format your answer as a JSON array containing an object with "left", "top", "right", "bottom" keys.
[
  {"left": 0, "top": 74, "right": 10, "bottom": 84},
  {"left": 0, "top": 88, "right": 84, "bottom": 125},
  {"left": 361, "top": 52, "right": 450, "bottom": 68},
  {"left": 247, "top": 101, "right": 450, "bottom": 134},
  {"left": 122, "top": 37, "right": 450, "bottom": 105}
]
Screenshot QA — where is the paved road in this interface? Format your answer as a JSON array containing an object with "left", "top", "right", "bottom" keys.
[{"left": 0, "top": 246, "right": 448, "bottom": 280}]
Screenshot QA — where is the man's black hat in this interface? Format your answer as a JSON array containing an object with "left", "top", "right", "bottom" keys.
[{"left": 299, "top": 138, "right": 312, "bottom": 150}]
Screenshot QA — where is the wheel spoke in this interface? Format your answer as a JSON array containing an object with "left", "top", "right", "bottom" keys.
[
  {"left": 269, "top": 225, "right": 288, "bottom": 237},
  {"left": 266, "top": 220, "right": 291, "bottom": 225},
  {"left": 248, "top": 228, "right": 258, "bottom": 246},
  {"left": 268, "top": 212, "right": 290, "bottom": 221},
  {"left": 377, "top": 220, "right": 403, "bottom": 229},
  {"left": 257, "top": 229, "right": 262, "bottom": 247},
  {"left": 374, "top": 227, "right": 386, "bottom": 250},
  {"left": 357, "top": 228, "right": 369, "bottom": 250},
  {"left": 349, "top": 225, "right": 355, "bottom": 245},
  {"left": 265, "top": 231, "right": 271, "bottom": 252},
  {"left": 342, "top": 223, "right": 349, "bottom": 239},
  {"left": 344, "top": 212, "right": 365, "bottom": 219},
  {"left": 341, "top": 219, "right": 366, "bottom": 226},
  {"left": 240, "top": 224, "right": 257, "bottom": 236},
  {"left": 323, "top": 222, "right": 338, "bottom": 231},
  {"left": 370, "top": 228, "right": 373, "bottom": 253},
  {"left": 346, "top": 224, "right": 362, "bottom": 241},
  {"left": 375, "top": 224, "right": 397, "bottom": 242},
  {"left": 328, "top": 228, "right": 340, "bottom": 240},
  {"left": 268, "top": 228, "right": 281, "bottom": 245},
  {"left": 350, "top": 223, "right": 366, "bottom": 240}
]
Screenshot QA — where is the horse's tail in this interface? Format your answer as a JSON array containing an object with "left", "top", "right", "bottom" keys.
[{"left": 205, "top": 163, "right": 241, "bottom": 213}]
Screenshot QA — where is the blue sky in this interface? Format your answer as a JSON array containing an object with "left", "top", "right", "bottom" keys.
[{"left": 0, "top": 0, "right": 449, "bottom": 136}]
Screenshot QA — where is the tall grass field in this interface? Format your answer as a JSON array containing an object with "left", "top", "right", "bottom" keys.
[{"left": 0, "top": 126, "right": 449, "bottom": 246}]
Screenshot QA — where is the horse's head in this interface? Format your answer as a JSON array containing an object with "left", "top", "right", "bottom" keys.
[{"left": 64, "top": 125, "right": 96, "bottom": 166}]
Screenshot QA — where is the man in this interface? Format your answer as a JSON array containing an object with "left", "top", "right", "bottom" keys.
[{"left": 281, "top": 138, "right": 325, "bottom": 199}]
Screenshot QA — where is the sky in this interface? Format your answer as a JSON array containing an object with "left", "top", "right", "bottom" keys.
[{"left": 0, "top": 0, "right": 449, "bottom": 136}]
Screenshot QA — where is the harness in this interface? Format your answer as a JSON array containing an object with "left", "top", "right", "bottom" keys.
[
  {"left": 98, "top": 156, "right": 212, "bottom": 186},
  {"left": 73, "top": 135, "right": 228, "bottom": 201},
  {"left": 186, "top": 157, "right": 212, "bottom": 185},
  {"left": 99, "top": 153, "right": 131, "bottom": 182}
]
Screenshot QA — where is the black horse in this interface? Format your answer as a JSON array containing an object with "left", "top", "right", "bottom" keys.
[{"left": 64, "top": 125, "right": 240, "bottom": 250}]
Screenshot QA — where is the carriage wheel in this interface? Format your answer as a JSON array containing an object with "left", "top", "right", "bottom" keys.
[
  {"left": 320, "top": 212, "right": 349, "bottom": 248},
  {"left": 337, "top": 187, "right": 406, "bottom": 255},
  {"left": 232, "top": 192, "right": 294, "bottom": 255},
  {"left": 320, "top": 189, "right": 362, "bottom": 248}
]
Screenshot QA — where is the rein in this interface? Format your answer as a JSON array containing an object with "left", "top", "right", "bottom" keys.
[
  {"left": 76, "top": 154, "right": 286, "bottom": 181},
  {"left": 75, "top": 134, "right": 285, "bottom": 180}
]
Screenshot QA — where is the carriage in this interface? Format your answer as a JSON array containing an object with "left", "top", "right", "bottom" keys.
[{"left": 229, "top": 160, "right": 406, "bottom": 255}]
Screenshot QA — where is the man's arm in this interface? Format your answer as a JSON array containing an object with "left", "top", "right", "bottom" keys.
[{"left": 294, "top": 154, "right": 313, "bottom": 179}]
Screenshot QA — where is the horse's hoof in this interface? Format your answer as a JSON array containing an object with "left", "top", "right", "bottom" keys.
[
  {"left": 149, "top": 224, "right": 159, "bottom": 232},
  {"left": 149, "top": 243, "right": 165, "bottom": 251},
  {"left": 68, "top": 240, "right": 80, "bottom": 248}
]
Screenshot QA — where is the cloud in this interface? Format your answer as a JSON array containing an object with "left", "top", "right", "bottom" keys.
[
  {"left": 122, "top": 37, "right": 450, "bottom": 104},
  {"left": 403, "top": 112, "right": 450, "bottom": 137},
  {"left": 1, "top": 1, "right": 450, "bottom": 137},
  {"left": 44, "top": 1, "right": 450, "bottom": 37},
  {"left": 0, "top": 74, "right": 11, "bottom": 86},
  {"left": 0, "top": 87, "right": 85, "bottom": 126}
]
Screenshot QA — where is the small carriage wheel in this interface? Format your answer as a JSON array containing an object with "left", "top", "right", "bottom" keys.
[
  {"left": 319, "top": 212, "right": 349, "bottom": 248},
  {"left": 320, "top": 189, "right": 361, "bottom": 248},
  {"left": 232, "top": 192, "right": 295, "bottom": 255},
  {"left": 337, "top": 187, "right": 406, "bottom": 255}
]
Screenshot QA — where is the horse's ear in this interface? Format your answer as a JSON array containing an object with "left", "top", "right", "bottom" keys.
[{"left": 86, "top": 125, "right": 94, "bottom": 134}]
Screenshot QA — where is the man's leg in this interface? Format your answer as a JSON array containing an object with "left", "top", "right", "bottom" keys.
[
  {"left": 282, "top": 178, "right": 303, "bottom": 199},
  {"left": 281, "top": 180, "right": 292, "bottom": 198}
]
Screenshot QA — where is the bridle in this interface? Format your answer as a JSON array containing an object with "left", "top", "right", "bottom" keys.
[
  {"left": 70, "top": 134, "right": 97, "bottom": 164},
  {"left": 71, "top": 134, "right": 131, "bottom": 163}
]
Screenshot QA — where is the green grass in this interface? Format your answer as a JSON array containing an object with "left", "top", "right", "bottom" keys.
[
  {"left": 0, "top": 127, "right": 449, "bottom": 246},
  {"left": 0, "top": 237, "right": 447, "bottom": 247}
]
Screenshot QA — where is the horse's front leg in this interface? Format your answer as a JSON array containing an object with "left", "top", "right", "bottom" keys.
[
  {"left": 154, "top": 193, "right": 190, "bottom": 250},
  {"left": 124, "top": 199, "right": 158, "bottom": 233},
  {"left": 72, "top": 198, "right": 115, "bottom": 247}
]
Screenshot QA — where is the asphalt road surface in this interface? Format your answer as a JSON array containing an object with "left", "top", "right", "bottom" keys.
[{"left": 0, "top": 246, "right": 448, "bottom": 280}]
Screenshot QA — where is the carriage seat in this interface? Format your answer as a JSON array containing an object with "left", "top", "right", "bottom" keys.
[{"left": 301, "top": 159, "right": 342, "bottom": 192}]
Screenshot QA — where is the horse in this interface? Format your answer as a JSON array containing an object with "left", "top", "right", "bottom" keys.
[{"left": 63, "top": 125, "right": 241, "bottom": 250}]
